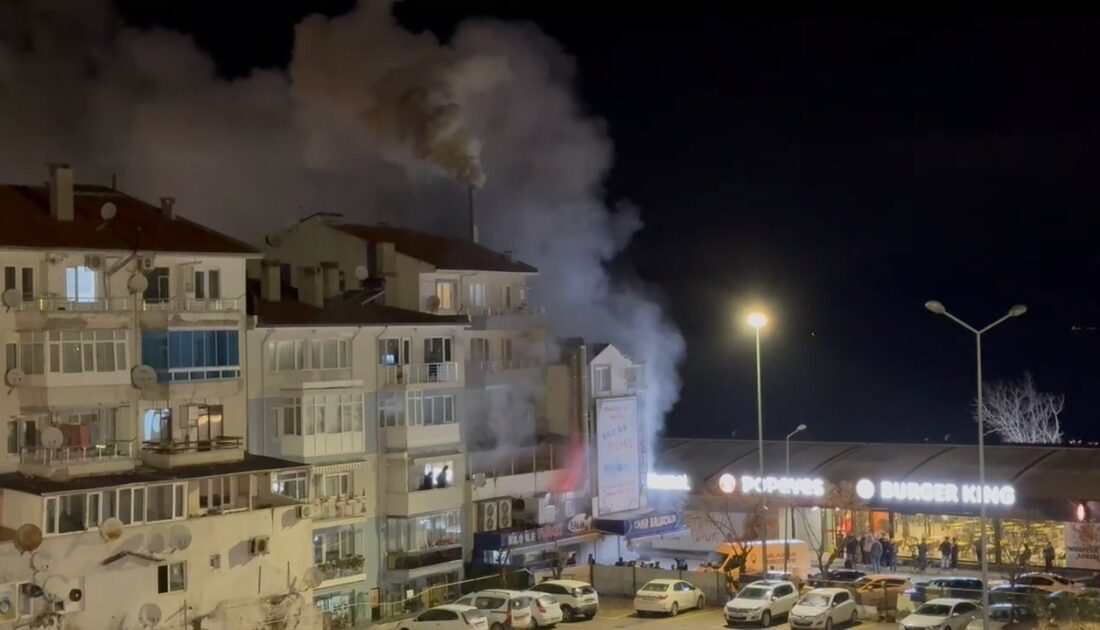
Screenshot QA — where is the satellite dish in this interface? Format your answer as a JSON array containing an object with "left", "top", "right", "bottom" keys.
[
  {"left": 100, "top": 517, "right": 124, "bottom": 541},
  {"left": 41, "top": 576, "right": 68, "bottom": 602},
  {"left": 14, "top": 524, "right": 43, "bottom": 553},
  {"left": 139, "top": 602, "right": 163, "bottom": 627},
  {"left": 1, "top": 288, "right": 21, "bottom": 309},
  {"left": 303, "top": 567, "right": 323, "bottom": 589},
  {"left": 5, "top": 368, "right": 26, "bottom": 388},
  {"left": 29, "top": 551, "right": 52, "bottom": 573},
  {"left": 147, "top": 528, "right": 168, "bottom": 553},
  {"left": 168, "top": 525, "right": 192, "bottom": 551},
  {"left": 354, "top": 265, "right": 369, "bottom": 280},
  {"left": 100, "top": 202, "right": 117, "bottom": 221},
  {"left": 40, "top": 427, "right": 64, "bottom": 449},
  {"left": 425, "top": 295, "right": 441, "bottom": 312},
  {"left": 127, "top": 273, "right": 149, "bottom": 295},
  {"left": 131, "top": 365, "right": 157, "bottom": 389}
]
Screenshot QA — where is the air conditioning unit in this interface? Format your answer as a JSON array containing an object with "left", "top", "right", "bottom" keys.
[
  {"left": 84, "top": 254, "right": 105, "bottom": 270},
  {"left": 498, "top": 499, "right": 513, "bottom": 529},
  {"left": 480, "top": 501, "right": 498, "bottom": 532},
  {"left": 249, "top": 536, "right": 271, "bottom": 555},
  {"left": 297, "top": 504, "right": 313, "bottom": 519}
]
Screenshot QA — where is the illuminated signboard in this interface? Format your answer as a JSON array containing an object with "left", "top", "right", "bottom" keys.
[
  {"left": 740, "top": 475, "right": 825, "bottom": 498},
  {"left": 647, "top": 473, "right": 691, "bottom": 492},
  {"left": 855, "top": 478, "right": 1015, "bottom": 506}
]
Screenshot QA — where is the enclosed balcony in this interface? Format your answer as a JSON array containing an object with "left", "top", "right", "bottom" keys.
[
  {"left": 382, "top": 362, "right": 460, "bottom": 386},
  {"left": 385, "top": 457, "right": 464, "bottom": 516},
  {"left": 465, "top": 304, "right": 546, "bottom": 331},
  {"left": 385, "top": 509, "right": 463, "bottom": 576}
]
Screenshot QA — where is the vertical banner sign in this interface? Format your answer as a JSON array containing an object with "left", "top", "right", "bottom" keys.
[{"left": 596, "top": 397, "right": 641, "bottom": 514}]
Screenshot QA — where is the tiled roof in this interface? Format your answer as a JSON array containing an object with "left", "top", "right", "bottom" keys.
[
  {"left": 0, "top": 184, "right": 257, "bottom": 254},
  {"left": 253, "top": 294, "right": 468, "bottom": 328},
  {"left": 332, "top": 224, "right": 537, "bottom": 273}
]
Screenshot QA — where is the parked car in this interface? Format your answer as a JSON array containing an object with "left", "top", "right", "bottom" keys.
[
  {"left": 723, "top": 580, "right": 800, "bottom": 627},
  {"left": 909, "top": 578, "right": 984, "bottom": 603},
  {"left": 1047, "top": 590, "right": 1100, "bottom": 624},
  {"left": 454, "top": 590, "right": 534, "bottom": 630},
  {"left": 518, "top": 591, "right": 564, "bottom": 629},
  {"left": 528, "top": 579, "right": 600, "bottom": 620},
  {"left": 851, "top": 575, "right": 913, "bottom": 610},
  {"left": 989, "top": 585, "right": 1049, "bottom": 606},
  {"left": 633, "top": 579, "right": 705, "bottom": 617},
  {"left": 965, "top": 603, "right": 1038, "bottom": 630},
  {"left": 899, "top": 598, "right": 981, "bottom": 630},
  {"left": 789, "top": 588, "right": 859, "bottom": 630},
  {"left": 808, "top": 570, "right": 866, "bottom": 589},
  {"left": 399, "top": 604, "right": 490, "bottom": 630},
  {"left": 1015, "top": 573, "right": 1085, "bottom": 594}
]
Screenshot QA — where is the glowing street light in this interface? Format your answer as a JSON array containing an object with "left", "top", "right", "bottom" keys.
[
  {"left": 925, "top": 300, "right": 1026, "bottom": 629},
  {"left": 747, "top": 312, "right": 769, "bottom": 329},
  {"left": 745, "top": 310, "right": 769, "bottom": 569}
]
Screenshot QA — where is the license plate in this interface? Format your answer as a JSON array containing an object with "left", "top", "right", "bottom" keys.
[{"left": 583, "top": 597, "right": 595, "bottom": 603}]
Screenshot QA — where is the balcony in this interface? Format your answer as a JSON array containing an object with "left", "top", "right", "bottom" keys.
[
  {"left": 382, "top": 362, "right": 460, "bottom": 386},
  {"left": 20, "top": 296, "right": 132, "bottom": 312},
  {"left": 308, "top": 496, "right": 372, "bottom": 523},
  {"left": 316, "top": 555, "right": 366, "bottom": 588},
  {"left": 140, "top": 297, "right": 241, "bottom": 312},
  {"left": 385, "top": 485, "right": 463, "bottom": 517},
  {"left": 383, "top": 422, "right": 461, "bottom": 451},
  {"left": 465, "top": 358, "right": 542, "bottom": 387},
  {"left": 19, "top": 440, "right": 137, "bottom": 477},
  {"left": 141, "top": 436, "right": 244, "bottom": 469},
  {"left": 387, "top": 545, "right": 463, "bottom": 571},
  {"left": 465, "top": 305, "right": 546, "bottom": 331}
]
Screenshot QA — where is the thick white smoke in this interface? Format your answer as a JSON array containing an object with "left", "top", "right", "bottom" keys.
[{"left": 0, "top": 0, "right": 684, "bottom": 460}]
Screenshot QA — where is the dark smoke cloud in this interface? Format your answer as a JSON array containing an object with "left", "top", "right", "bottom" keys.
[{"left": 0, "top": 0, "right": 684, "bottom": 458}]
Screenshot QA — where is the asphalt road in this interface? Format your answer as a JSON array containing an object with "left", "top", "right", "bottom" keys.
[{"left": 577, "top": 598, "right": 898, "bottom": 630}]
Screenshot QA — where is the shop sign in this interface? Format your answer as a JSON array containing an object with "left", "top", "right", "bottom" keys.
[
  {"left": 856, "top": 478, "right": 1015, "bottom": 506},
  {"left": 647, "top": 472, "right": 691, "bottom": 492},
  {"left": 506, "top": 523, "right": 566, "bottom": 547},
  {"left": 740, "top": 475, "right": 826, "bottom": 498}
]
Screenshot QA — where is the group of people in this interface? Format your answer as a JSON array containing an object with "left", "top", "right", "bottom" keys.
[
  {"left": 418, "top": 465, "right": 450, "bottom": 490},
  {"left": 844, "top": 533, "right": 901, "bottom": 572},
  {"left": 611, "top": 557, "right": 690, "bottom": 570}
]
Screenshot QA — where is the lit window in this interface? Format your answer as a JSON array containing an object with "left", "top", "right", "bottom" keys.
[
  {"left": 273, "top": 471, "right": 309, "bottom": 500},
  {"left": 64, "top": 266, "right": 97, "bottom": 303},
  {"left": 435, "top": 281, "right": 456, "bottom": 310}
]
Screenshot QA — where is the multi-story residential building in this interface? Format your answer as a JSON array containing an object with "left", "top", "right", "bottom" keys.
[
  {"left": 245, "top": 259, "right": 471, "bottom": 623},
  {"left": 0, "top": 166, "right": 316, "bottom": 628}
]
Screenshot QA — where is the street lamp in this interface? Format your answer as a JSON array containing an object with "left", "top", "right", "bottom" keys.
[
  {"left": 784, "top": 423, "right": 807, "bottom": 574},
  {"left": 925, "top": 300, "right": 1026, "bottom": 629},
  {"left": 747, "top": 311, "right": 769, "bottom": 574}
]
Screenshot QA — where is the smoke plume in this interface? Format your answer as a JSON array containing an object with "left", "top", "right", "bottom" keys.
[{"left": 0, "top": 1, "right": 684, "bottom": 463}]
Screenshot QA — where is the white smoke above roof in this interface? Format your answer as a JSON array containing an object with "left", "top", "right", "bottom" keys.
[{"left": 0, "top": 0, "right": 684, "bottom": 456}]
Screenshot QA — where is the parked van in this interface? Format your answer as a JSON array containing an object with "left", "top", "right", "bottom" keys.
[{"left": 703, "top": 540, "right": 812, "bottom": 582}]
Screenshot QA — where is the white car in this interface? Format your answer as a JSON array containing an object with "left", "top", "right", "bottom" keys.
[
  {"left": 789, "top": 588, "right": 860, "bottom": 630},
  {"left": 633, "top": 579, "right": 705, "bottom": 617},
  {"left": 724, "top": 580, "right": 800, "bottom": 627},
  {"left": 454, "top": 590, "right": 534, "bottom": 630},
  {"left": 899, "top": 598, "right": 981, "bottom": 630},
  {"left": 528, "top": 579, "right": 600, "bottom": 620},
  {"left": 518, "top": 591, "right": 564, "bottom": 628},
  {"left": 965, "top": 603, "right": 1038, "bottom": 630},
  {"left": 399, "top": 604, "right": 489, "bottom": 630},
  {"left": 1015, "top": 573, "right": 1085, "bottom": 594}
]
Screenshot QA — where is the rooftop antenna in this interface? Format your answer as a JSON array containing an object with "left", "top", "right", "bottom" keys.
[{"left": 468, "top": 185, "right": 478, "bottom": 244}]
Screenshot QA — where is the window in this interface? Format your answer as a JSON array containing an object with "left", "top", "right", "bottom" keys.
[
  {"left": 105, "top": 487, "right": 145, "bottom": 525},
  {"left": 424, "top": 337, "right": 452, "bottom": 363},
  {"left": 280, "top": 394, "right": 362, "bottom": 436},
  {"left": 435, "top": 280, "right": 457, "bottom": 310},
  {"left": 422, "top": 395, "right": 455, "bottom": 425},
  {"left": 314, "top": 530, "right": 357, "bottom": 564},
  {"left": 593, "top": 365, "right": 611, "bottom": 393},
  {"left": 146, "top": 483, "right": 186, "bottom": 522},
  {"left": 504, "top": 285, "right": 513, "bottom": 308},
  {"left": 199, "top": 476, "right": 237, "bottom": 510},
  {"left": 143, "top": 409, "right": 170, "bottom": 443},
  {"left": 423, "top": 461, "right": 454, "bottom": 488},
  {"left": 44, "top": 493, "right": 89, "bottom": 534},
  {"left": 45, "top": 330, "right": 128, "bottom": 374},
  {"left": 157, "top": 562, "right": 186, "bottom": 594},
  {"left": 311, "top": 338, "right": 349, "bottom": 369},
  {"left": 501, "top": 338, "right": 513, "bottom": 362},
  {"left": 625, "top": 365, "right": 644, "bottom": 389},
  {"left": 141, "top": 330, "right": 240, "bottom": 381},
  {"left": 194, "top": 270, "right": 220, "bottom": 300},
  {"left": 144, "top": 267, "right": 170, "bottom": 302},
  {"left": 386, "top": 510, "right": 461, "bottom": 552},
  {"left": 281, "top": 400, "right": 302, "bottom": 435},
  {"left": 468, "top": 283, "right": 486, "bottom": 308},
  {"left": 14, "top": 333, "right": 45, "bottom": 374},
  {"left": 379, "top": 392, "right": 403, "bottom": 428},
  {"left": 470, "top": 338, "right": 490, "bottom": 362},
  {"left": 273, "top": 471, "right": 308, "bottom": 500},
  {"left": 4, "top": 267, "right": 13, "bottom": 292},
  {"left": 378, "top": 338, "right": 410, "bottom": 366},
  {"left": 324, "top": 473, "right": 351, "bottom": 498},
  {"left": 20, "top": 267, "right": 33, "bottom": 301},
  {"left": 406, "top": 391, "right": 423, "bottom": 426},
  {"left": 65, "top": 266, "right": 98, "bottom": 303},
  {"left": 272, "top": 340, "right": 304, "bottom": 371},
  {"left": 834, "top": 592, "right": 849, "bottom": 604},
  {"left": 5, "top": 266, "right": 34, "bottom": 302}
]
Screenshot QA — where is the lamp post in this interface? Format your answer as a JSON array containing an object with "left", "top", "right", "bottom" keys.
[
  {"left": 747, "top": 311, "right": 769, "bottom": 574},
  {"left": 925, "top": 300, "right": 1027, "bottom": 630},
  {"left": 784, "top": 423, "right": 807, "bottom": 574}
]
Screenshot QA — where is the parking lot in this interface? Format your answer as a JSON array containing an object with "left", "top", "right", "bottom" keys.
[{"left": 579, "top": 598, "right": 898, "bottom": 630}]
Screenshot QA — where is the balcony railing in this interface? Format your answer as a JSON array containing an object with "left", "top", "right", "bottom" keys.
[
  {"left": 468, "top": 358, "right": 542, "bottom": 373},
  {"left": 468, "top": 442, "right": 566, "bottom": 478},
  {"left": 387, "top": 545, "right": 463, "bottom": 570},
  {"left": 141, "top": 297, "right": 241, "bottom": 312},
  {"left": 142, "top": 435, "right": 243, "bottom": 454},
  {"left": 462, "top": 305, "right": 546, "bottom": 317},
  {"left": 21, "top": 296, "right": 131, "bottom": 312},
  {"left": 20, "top": 440, "right": 135, "bottom": 465},
  {"left": 311, "top": 496, "right": 370, "bottom": 520},
  {"left": 382, "top": 362, "right": 459, "bottom": 385},
  {"left": 317, "top": 555, "right": 365, "bottom": 583}
]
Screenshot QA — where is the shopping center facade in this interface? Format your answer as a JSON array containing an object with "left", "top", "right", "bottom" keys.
[{"left": 649, "top": 438, "right": 1100, "bottom": 571}]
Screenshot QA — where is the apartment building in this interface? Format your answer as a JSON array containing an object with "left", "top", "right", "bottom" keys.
[
  {"left": 245, "top": 259, "right": 472, "bottom": 622},
  {"left": 0, "top": 166, "right": 315, "bottom": 628}
]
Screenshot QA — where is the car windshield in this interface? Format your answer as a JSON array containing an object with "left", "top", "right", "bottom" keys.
[
  {"left": 738, "top": 587, "right": 771, "bottom": 600},
  {"left": 641, "top": 583, "right": 669, "bottom": 592},
  {"left": 915, "top": 604, "right": 952, "bottom": 617},
  {"left": 799, "top": 593, "right": 831, "bottom": 608}
]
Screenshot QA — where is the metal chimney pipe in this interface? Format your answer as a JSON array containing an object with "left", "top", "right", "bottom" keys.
[{"left": 468, "top": 185, "right": 479, "bottom": 244}]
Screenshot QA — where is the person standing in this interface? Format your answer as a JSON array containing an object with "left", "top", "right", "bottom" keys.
[
  {"left": 845, "top": 535, "right": 859, "bottom": 569},
  {"left": 939, "top": 537, "right": 952, "bottom": 570},
  {"left": 950, "top": 537, "right": 960, "bottom": 570},
  {"left": 1021, "top": 543, "right": 1033, "bottom": 568},
  {"left": 870, "top": 536, "right": 883, "bottom": 573},
  {"left": 1044, "top": 542, "right": 1057, "bottom": 572},
  {"left": 862, "top": 534, "right": 873, "bottom": 567},
  {"left": 917, "top": 538, "right": 929, "bottom": 572},
  {"left": 887, "top": 538, "right": 899, "bottom": 572}
]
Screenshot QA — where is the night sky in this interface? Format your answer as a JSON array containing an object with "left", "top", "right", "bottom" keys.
[{"left": 119, "top": 2, "right": 1100, "bottom": 444}]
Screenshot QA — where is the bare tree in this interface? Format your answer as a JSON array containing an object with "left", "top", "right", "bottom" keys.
[
  {"left": 684, "top": 494, "right": 765, "bottom": 596},
  {"left": 977, "top": 372, "right": 1064, "bottom": 444}
]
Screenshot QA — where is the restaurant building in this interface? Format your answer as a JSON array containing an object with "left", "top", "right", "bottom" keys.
[{"left": 651, "top": 439, "right": 1100, "bottom": 571}]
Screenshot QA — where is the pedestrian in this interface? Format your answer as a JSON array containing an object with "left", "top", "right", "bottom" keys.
[
  {"left": 939, "top": 537, "right": 952, "bottom": 570},
  {"left": 950, "top": 538, "right": 960, "bottom": 570},
  {"left": 1044, "top": 542, "right": 1056, "bottom": 572},
  {"left": 1020, "top": 544, "right": 1032, "bottom": 568},
  {"left": 887, "top": 538, "right": 899, "bottom": 572},
  {"left": 870, "top": 536, "right": 883, "bottom": 573},
  {"left": 845, "top": 535, "right": 859, "bottom": 569},
  {"left": 587, "top": 553, "right": 595, "bottom": 566},
  {"left": 917, "top": 537, "right": 928, "bottom": 572},
  {"left": 975, "top": 544, "right": 983, "bottom": 565},
  {"left": 862, "top": 534, "right": 873, "bottom": 567},
  {"left": 879, "top": 536, "right": 891, "bottom": 573}
]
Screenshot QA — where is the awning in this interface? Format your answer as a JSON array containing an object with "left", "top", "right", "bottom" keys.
[{"left": 592, "top": 510, "right": 682, "bottom": 539}]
